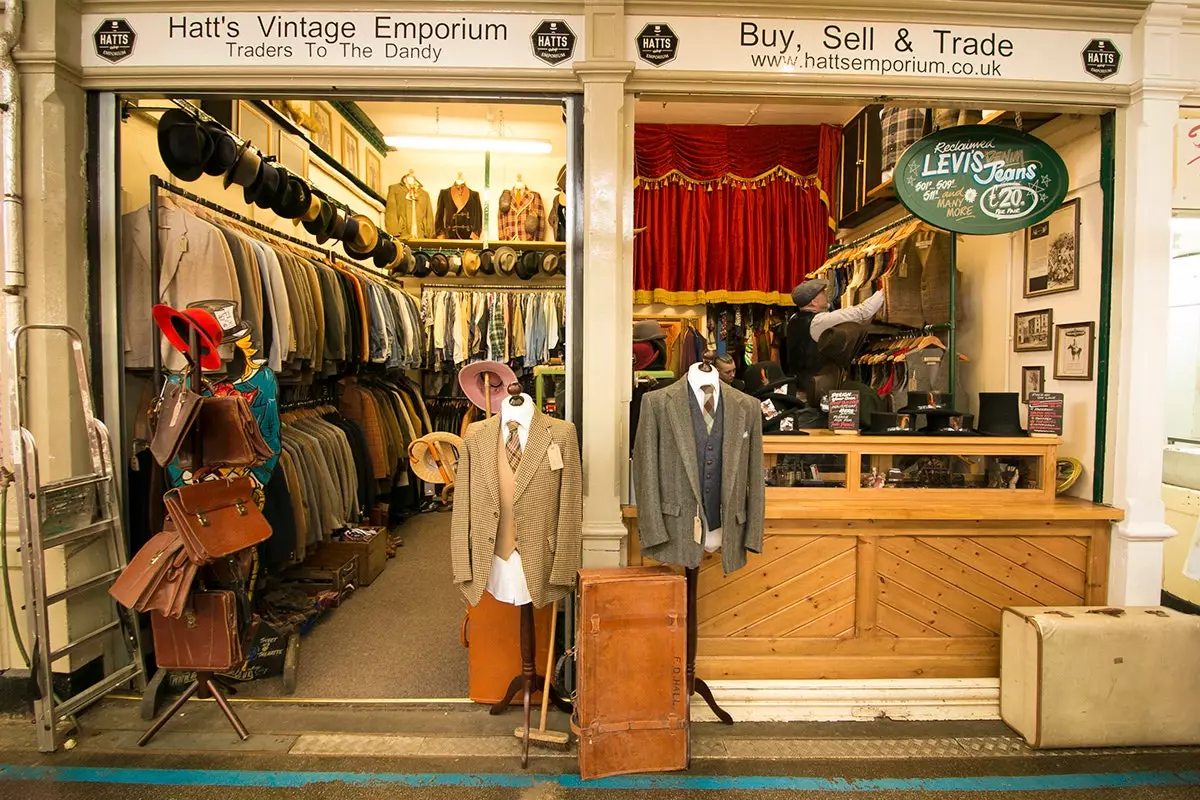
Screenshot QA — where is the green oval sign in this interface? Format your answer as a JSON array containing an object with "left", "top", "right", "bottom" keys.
[{"left": 894, "top": 125, "right": 1069, "bottom": 235}]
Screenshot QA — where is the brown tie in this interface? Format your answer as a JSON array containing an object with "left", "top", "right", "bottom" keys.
[
  {"left": 505, "top": 421, "right": 522, "bottom": 470},
  {"left": 702, "top": 385, "right": 716, "bottom": 433}
]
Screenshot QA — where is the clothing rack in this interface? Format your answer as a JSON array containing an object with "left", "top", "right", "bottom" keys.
[
  {"left": 825, "top": 213, "right": 918, "bottom": 257},
  {"left": 420, "top": 282, "right": 565, "bottom": 292}
]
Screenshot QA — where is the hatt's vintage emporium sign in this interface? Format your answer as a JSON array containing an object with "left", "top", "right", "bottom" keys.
[
  {"left": 80, "top": 12, "right": 581, "bottom": 69},
  {"left": 893, "top": 126, "right": 1070, "bottom": 235}
]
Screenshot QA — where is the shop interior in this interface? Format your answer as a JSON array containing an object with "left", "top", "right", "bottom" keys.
[{"left": 113, "top": 92, "right": 1110, "bottom": 700}]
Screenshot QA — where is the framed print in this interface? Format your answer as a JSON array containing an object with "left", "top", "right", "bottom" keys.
[
  {"left": 340, "top": 124, "right": 359, "bottom": 176},
  {"left": 1013, "top": 308, "right": 1053, "bottom": 352},
  {"left": 276, "top": 131, "right": 309, "bottom": 179},
  {"left": 311, "top": 102, "right": 333, "bottom": 152},
  {"left": 1053, "top": 321, "right": 1095, "bottom": 381},
  {"left": 236, "top": 101, "right": 273, "bottom": 156},
  {"left": 1024, "top": 198, "right": 1081, "bottom": 297},
  {"left": 365, "top": 150, "right": 382, "bottom": 194},
  {"left": 1021, "top": 366, "right": 1045, "bottom": 403}
]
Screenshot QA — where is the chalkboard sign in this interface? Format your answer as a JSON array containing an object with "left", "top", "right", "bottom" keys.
[
  {"left": 828, "top": 390, "right": 860, "bottom": 434},
  {"left": 1028, "top": 392, "right": 1065, "bottom": 437},
  {"left": 894, "top": 125, "right": 1069, "bottom": 235}
]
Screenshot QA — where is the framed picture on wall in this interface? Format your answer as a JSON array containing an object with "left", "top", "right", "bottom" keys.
[
  {"left": 236, "top": 101, "right": 273, "bottom": 156},
  {"left": 1024, "top": 198, "right": 1080, "bottom": 297},
  {"left": 340, "top": 124, "right": 359, "bottom": 177},
  {"left": 1053, "top": 321, "right": 1095, "bottom": 381},
  {"left": 276, "top": 131, "right": 309, "bottom": 179},
  {"left": 1013, "top": 308, "right": 1053, "bottom": 352},
  {"left": 1021, "top": 366, "right": 1045, "bottom": 403},
  {"left": 365, "top": 150, "right": 382, "bottom": 194},
  {"left": 310, "top": 102, "right": 333, "bottom": 152}
]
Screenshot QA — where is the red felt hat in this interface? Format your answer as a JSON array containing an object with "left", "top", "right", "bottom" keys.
[
  {"left": 633, "top": 341, "right": 658, "bottom": 371},
  {"left": 152, "top": 304, "right": 224, "bottom": 370},
  {"left": 458, "top": 361, "right": 518, "bottom": 413}
]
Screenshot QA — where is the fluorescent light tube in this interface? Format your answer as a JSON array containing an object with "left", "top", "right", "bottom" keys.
[{"left": 383, "top": 135, "right": 552, "bottom": 154}]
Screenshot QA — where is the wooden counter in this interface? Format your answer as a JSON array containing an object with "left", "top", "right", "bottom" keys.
[{"left": 624, "top": 435, "right": 1124, "bottom": 681}]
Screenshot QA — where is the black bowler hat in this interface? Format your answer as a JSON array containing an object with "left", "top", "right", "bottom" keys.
[
  {"left": 479, "top": 249, "right": 496, "bottom": 276},
  {"left": 273, "top": 173, "right": 312, "bottom": 220},
  {"left": 157, "top": 109, "right": 213, "bottom": 182},
  {"left": 244, "top": 161, "right": 284, "bottom": 209},
  {"left": 975, "top": 392, "right": 1027, "bottom": 436},
  {"left": 317, "top": 211, "right": 345, "bottom": 246},
  {"left": 412, "top": 251, "right": 432, "bottom": 277},
  {"left": 201, "top": 122, "right": 238, "bottom": 178},
  {"left": 372, "top": 236, "right": 398, "bottom": 270}
]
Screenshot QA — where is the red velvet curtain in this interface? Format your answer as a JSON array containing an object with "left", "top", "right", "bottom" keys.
[{"left": 634, "top": 124, "right": 840, "bottom": 305}]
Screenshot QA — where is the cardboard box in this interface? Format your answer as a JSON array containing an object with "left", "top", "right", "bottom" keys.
[{"left": 313, "top": 528, "right": 389, "bottom": 586}]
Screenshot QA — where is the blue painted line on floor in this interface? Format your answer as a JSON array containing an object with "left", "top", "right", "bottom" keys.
[{"left": 0, "top": 766, "right": 1198, "bottom": 791}]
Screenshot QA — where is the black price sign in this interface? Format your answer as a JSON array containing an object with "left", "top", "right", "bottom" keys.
[
  {"left": 828, "top": 390, "right": 860, "bottom": 433},
  {"left": 1028, "top": 392, "right": 1064, "bottom": 436}
]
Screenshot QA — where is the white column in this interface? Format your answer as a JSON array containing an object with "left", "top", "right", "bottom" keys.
[{"left": 574, "top": 60, "right": 634, "bottom": 567}]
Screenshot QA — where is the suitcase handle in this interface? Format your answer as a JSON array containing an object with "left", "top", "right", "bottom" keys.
[{"left": 460, "top": 613, "right": 469, "bottom": 648}]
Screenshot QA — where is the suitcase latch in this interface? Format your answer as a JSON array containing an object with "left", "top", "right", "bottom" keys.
[
  {"left": 196, "top": 510, "right": 210, "bottom": 527},
  {"left": 235, "top": 501, "right": 247, "bottom": 516}
]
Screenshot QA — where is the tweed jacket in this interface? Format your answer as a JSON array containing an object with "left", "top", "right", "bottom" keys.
[
  {"left": 632, "top": 378, "right": 765, "bottom": 574},
  {"left": 451, "top": 410, "right": 582, "bottom": 609},
  {"left": 385, "top": 184, "right": 436, "bottom": 239}
]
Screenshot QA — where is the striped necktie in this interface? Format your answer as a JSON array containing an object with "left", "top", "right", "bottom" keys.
[
  {"left": 702, "top": 385, "right": 716, "bottom": 433},
  {"left": 505, "top": 421, "right": 522, "bottom": 470}
]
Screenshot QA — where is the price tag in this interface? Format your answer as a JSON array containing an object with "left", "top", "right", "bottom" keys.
[
  {"left": 693, "top": 513, "right": 703, "bottom": 544},
  {"left": 547, "top": 442, "right": 564, "bottom": 471},
  {"left": 213, "top": 306, "right": 238, "bottom": 331}
]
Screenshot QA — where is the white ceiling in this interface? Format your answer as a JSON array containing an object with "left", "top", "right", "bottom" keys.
[{"left": 634, "top": 100, "right": 855, "bottom": 126}]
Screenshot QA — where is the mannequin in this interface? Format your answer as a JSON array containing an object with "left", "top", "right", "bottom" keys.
[
  {"left": 385, "top": 169, "right": 435, "bottom": 239},
  {"left": 435, "top": 172, "right": 483, "bottom": 240},
  {"left": 498, "top": 173, "right": 547, "bottom": 242},
  {"left": 549, "top": 165, "right": 567, "bottom": 242}
]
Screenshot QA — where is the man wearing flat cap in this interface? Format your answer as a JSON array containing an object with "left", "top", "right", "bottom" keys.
[{"left": 786, "top": 279, "right": 885, "bottom": 392}]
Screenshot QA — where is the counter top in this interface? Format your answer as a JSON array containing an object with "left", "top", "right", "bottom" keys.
[{"left": 623, "top": 497, "right": 1124, "bottom": 523}]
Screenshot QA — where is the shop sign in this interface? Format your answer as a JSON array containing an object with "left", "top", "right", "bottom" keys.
[
  {"left": 1174, "top": 114, "right": 1200, "bottom": 210},
  {"left": 1027, "top": 392, "right": 1064, "bottom": 437},
  {"left": 625, "top": 17, "right": 1131, "bottom": 84},
  {"left": 80, "top": 12, "right": 583, "bottom": 70},
  {"left": 893, "top": 125, "right": 1069, "bottom": 235},
  {"left": 637, "top": 23, "right": 679, "bottom": 67},
  {"left": 828, "top": 390, "right": 861, "bottom": 433}
]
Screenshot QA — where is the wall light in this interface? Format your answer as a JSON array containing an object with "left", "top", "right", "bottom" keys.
[{"left": 384, "top": 135, "right": 552, "bottom": 154}]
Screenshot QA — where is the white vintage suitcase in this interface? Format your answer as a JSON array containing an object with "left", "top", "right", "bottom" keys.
[{"left": 1001, "top": 606, "right": 1200, "bottom": 748}]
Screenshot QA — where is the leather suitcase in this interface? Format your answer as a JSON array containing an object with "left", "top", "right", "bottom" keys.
[
  {"left": 151, "top": 590, "right": 242, "bottom": 672},
  {"left": 461, "top": 592, "right": 552, "bottom": 704},
  {"left": 575, "top": 567, "right": 687, "bottom": 780},
  {"left": 1001, "top": 606, "right": 1200, "bottom": 747}
]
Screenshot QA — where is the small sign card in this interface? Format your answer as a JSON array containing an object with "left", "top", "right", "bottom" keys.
[
  {"left": 828, "top": 390, "right": 860, "bottom": 434},
  {"left": 1027, "top": 392, "right": 1064, "bottom": 437}
]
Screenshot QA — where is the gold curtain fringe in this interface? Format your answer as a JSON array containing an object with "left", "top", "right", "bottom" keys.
[
  {"left": 633, "top": 288, "right": 795, "bottom": 307},
  {"left": 635, "top": 165, "right": 821, "bottom": 191}
]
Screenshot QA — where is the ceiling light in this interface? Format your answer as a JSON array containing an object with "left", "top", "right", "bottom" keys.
[{"left": 384, "top": 135, "right": 552, "bottom": 154}]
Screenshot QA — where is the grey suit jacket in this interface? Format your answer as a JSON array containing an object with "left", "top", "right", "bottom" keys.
[{"left": 632, "top": 378, "right": 765, "bottom": 574}]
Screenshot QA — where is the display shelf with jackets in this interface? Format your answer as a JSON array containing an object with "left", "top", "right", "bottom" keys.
[
  {"left": 497, "top": 179, "right": 548, "bottom": 242},
  {"left": 421, "top": 286, "right": 565, "bottom": 371},
  {"left": 385, "top": 172, "right": 436, "bottom": 239}
]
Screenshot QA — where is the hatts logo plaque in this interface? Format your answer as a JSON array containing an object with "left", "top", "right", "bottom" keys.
[
  {"left": 93, "top": 18, "right": 136, "bottom": 64},
  {"left": 637, "top": 23, "right": 679, "bottom": 66},
  {"left": 531, "top": 20, "right": 577, "bottom": 66},
  {"left": 1081, "top": 39, "right": 1121, "bottom": 81}
]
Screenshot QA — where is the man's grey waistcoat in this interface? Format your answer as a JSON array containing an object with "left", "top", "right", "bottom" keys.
[{"left": 687, "top": 385, "right": 724, "bottom": 531}]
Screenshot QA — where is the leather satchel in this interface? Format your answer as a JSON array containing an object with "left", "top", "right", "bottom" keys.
[
  {"left": 163, "top": 477, "right": 272, "bottom": 565},
  {"left": 178, "top": 395, "right": 273, "bottom": 469},
  {"left": 109, "top": 529, "right": 198, "bottom": 618},
  {"left": 575, "top": 567, "right": 688, "bottom": 780},
  {"left": 151, "top": 590, "right": 242, "bottom": 672},
  {"left": 149, "top": 379, "right": 203, "bottom": 467}
]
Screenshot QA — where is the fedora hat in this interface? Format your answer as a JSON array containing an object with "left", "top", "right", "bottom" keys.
[
  {"left": 862, "top": 411, "right": 919, "bottom": 435},
  {"left": 244, "top": 161, "right": 284, "bottom": 209},
  {"left": 430, "top": 252, "right": 451, "bottom": 277},
  {"left": 157, "top": 109, "right": 213, "bottom": 183},
  {"left": 458, "top": 361, "right": 519, "bottom": 412},
  {"left": 273, "top": 173, "right": 312, "bottom": 220},
  {"left": 975, "top": 392, "right": 1027, "bottom": 436},
  {"left": 632, "top": 319, "right": 667, "bottom": 343},
  {"left": 447, "top": 253, "right": 463, "bottom": 276},
  {"left": 345, "top": 214, "right": 379, "bottom": 258},
  {"left": 186, "top": 298, "right": 251, "bottom": 344},
  {"left": 393, "top": 244, "right": 414, "bottom": 276},
  {"left": 296, "top": 190, "right": 323, "bottom": 224},
  {"left": 151, "top": 303, "right": 224, "bottom": 370},
  {"left": 412, "top": 250, "right": 432, "bottom": 277},
  {"left": 462, "top": 249, "right": 481, "bottom": 277},
  {"left": 922, "top": 411, "right": 977, "bottom": 436},
  {"left": 742, "top": 360, "right": 795, "bottom": 398},
  {"left": 633, "top": 341, "right": 659, "bottom": 371},
  {"left": 223, "top": 140, "right": 261, "bottom": 189},
  {"left": 201, "top": 122, "right": 238, "bottom": 178},
  {"left": 316, "top": 211, "right": 345, "bottom": 245},
  {"left": 302, "top": 197, "right": 336, "bottom": 240},
  {"left": 373, "top": 236, "right": 399, "bottom": 271},
  {"left": 407, "top": 433, "right": 465, "bottom": 485},
  {"left": 900, "top": 392, "right": 954, "bottom": 414},
  {"left": 494, "top": 246, "right": 518, "bottom": 276},
  {"left": 478, "top": 249, "right": 496, "bottom": 276},
  {"left": 541, "top": 251, "right": 560, "bottom": 275},
  {"left": 517, "top": 250, "right": 541, "bottom": 280}
]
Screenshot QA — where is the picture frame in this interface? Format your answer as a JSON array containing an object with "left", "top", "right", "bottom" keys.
[
  {"left": 276, "top": 130, "right": 309, "bottom": 179},
  {"left": 1013, "top": 308, "right": 1053, "bottom": 352},
  {"left": 1053, "top": 321, "right": 1095, "bottom": 381},
  {"left": 1021, "top": 365, "right": 1045, "bottom": 403},
  {"left": 340, "top": 124, "right": 359, "bottom": 177},
  {"left": 1024, "top": 198, "right": 1080, "bottom": 297},
  {"left": 365, "top": 149, "right": 382, "bottom": 194},
  {"left": 311, "top": 102, "right": 333, "bottom": 153},
  {"left": 236, "top": 101, "right": 273, "bottom": 156}
]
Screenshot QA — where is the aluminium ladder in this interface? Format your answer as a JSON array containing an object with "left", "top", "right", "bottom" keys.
[{"left": 8, "top": 324, "right": 146, "bottom": 752}]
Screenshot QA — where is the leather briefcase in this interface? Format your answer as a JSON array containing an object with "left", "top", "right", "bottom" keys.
[
  {"left": 575, "top": 567, "right": 688, "bottom": 780},
  {"left": 461, "top": 592, "right": 552, "bottom": 705},
  {"left": 151, "top": 590, "right": 242, "bottom": 672},
  {"left": 109, "top": 529, "right": 198, "bottom": 619},
  {"left": 163, "top": 476, "right": 272, "bottom": 565},
  {"left": 178, "top": 395, "right": 274, "bottom": 469},
  {"left": 149, "top": 378, "right": 202, "bottom": 467}
]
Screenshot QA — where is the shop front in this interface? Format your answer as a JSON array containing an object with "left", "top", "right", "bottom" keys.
[{"left": 1, "top": 0, "right": 1195, "bottom": 755}]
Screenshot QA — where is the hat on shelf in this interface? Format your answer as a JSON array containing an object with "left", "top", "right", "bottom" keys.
[
  {"left": 494, "top": 246, "right": 519, "bottom": 276},
  {"left": 862, "top": 411, "right": 919, "bottom": 435},
  {"left": 316, "top": 211, "right": 345, "bottom": 246},
  {"left": 742, "top": 360, "right": 796, "bottom": 398},
  {"left": 373, "top": 237, "right": 399, "bottom": 271},
  {"left": 632, "top": 341, "right": 660, "bottom": 371},
  {"left": 340, "top": 214, "right": 360, "bottom": 247},
  {"left": 201, "top": 122, "right": 238, "bottom": 178},
  {"left": 151, "top": 303, "right": 224, "bottom": 370},
  {"left": 632, "top": 319, "right": 667, "bottom": 343},
  {"left": 922, "top": 412, "right": 977, "bottom": 436},
  {"left": 391, "top": 244, "right": 414, "bottom": 276},
  {"left": 345, "top": 214, "right": 379, "bottom": 258},
  {"left": 975, "top": 392, "right": 1027, "bottom": 436},
  {"left": 762, "top": 407, "right": 814, "bottom": 436},
  {"left": 541, "top": 251, "right": 560, "bottom": 276},
  {"left": 407, "top": 432, "right": 464, "bottom": 485},
  {"left": 478, "top": 249, "right": 496, "bottom": 276},
  {"left": 900, "top": 392, "right": 954, "bottom": 414},
  {"left": 296, "top": 190, "right": 323, "bottom": 224},
  {"left": 462, "top": 249, "right": 481, "bottom": 277},
  {"left": 186, "top": 298, "right": 251, "bottom": 344},
  {"left": 272, "top": 172, "right": 312, "bottom": 220},
  {"left": 430, "top": 252, "right": 451, "bottom": 277},
  {"left": 223, "top": 141, "right": 261, "bottom": 189},
  {"left": 303, "top": 197, "right": 336, "bottom": 240},
  {"left": 791, "top": 278, "right": 828, "bottom": 308},
  {"left": 243, "top": 161, "right": 284, "bottom": 209},
  {"left": 458, "top": 361, "right": 519, "bottom": 412},
  {"left": 517, "top": 250, "right": 541, "bottom": 280},
  {"left": 447, "top": 252, "right": 463, "bottom": 276},
  {"left": 157, "top": 109, "right": 213, "bottom": 183},
  {"left": 412, "top": 250, "right": 432, "bottom": 277}
]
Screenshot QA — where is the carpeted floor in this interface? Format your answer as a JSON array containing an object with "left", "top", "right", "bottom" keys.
[{"left": 236, "top": 511, "right": 469, "bottom": 700}]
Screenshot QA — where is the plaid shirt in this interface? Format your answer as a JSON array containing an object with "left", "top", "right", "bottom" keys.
[
  {"left": 498, "top": 190, "right": 547, "bottom": 241},
  {"left": 881, "top": 107, "right": 926, "bottom": 172}
]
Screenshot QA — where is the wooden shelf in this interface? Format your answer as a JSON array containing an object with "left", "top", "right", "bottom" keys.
[
  {"left": 980, "top": 109, "right": 1060, "bottom": 132},
  {"left": 865, "top": 178, "right": 895, "bottom": 201},
  {"left": 400, "top": 238, "right": 566, "bottom": 251}
]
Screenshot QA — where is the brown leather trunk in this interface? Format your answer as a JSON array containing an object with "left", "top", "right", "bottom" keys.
[
  {"left": 575, "top": 567, "right": 688, "bottom": 780},
  {"left": 461, "top": 592, "right": 552, "bottom": 704},
  {"left": 151, "top": 590, "right": 242, "bottom": 672}
]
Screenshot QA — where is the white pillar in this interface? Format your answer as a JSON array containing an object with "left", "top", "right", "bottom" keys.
[{"left": 575, "top": 61, "right": 634, "bottom": 567}]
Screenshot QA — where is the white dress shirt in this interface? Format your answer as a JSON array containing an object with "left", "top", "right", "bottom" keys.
[{"left": 810, "top": 290, "right": 886, "bottom": 342}]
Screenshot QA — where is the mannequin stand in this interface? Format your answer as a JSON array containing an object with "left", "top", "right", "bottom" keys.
[
  {"left": 687, "top": 567, "right": 734, "bottom": 725},
  {"left": 490, "top": 603, "right": 573, "bottom": 767},
  {"left": 138, "top": 670, "right": 249, "bottom": 746}
]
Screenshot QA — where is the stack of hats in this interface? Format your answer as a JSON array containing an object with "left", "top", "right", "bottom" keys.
[
  {"left": 897, "top": 392, "right": 975, "bottom": 436},
  {"left": 632, "top": 320, "right": 668, "bottom": 371},
  {"left": 742, "top": 361, "right": 819, "bottom": 435}
]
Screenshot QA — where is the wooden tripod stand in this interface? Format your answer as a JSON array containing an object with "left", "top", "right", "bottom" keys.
[{"left": 686, "top": 566, "right": 733, "bottom": 725}]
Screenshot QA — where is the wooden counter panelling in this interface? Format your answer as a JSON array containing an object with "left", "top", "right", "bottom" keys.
[{"left": 623, "top": 499, "right": 1121, "bottom": 681}]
